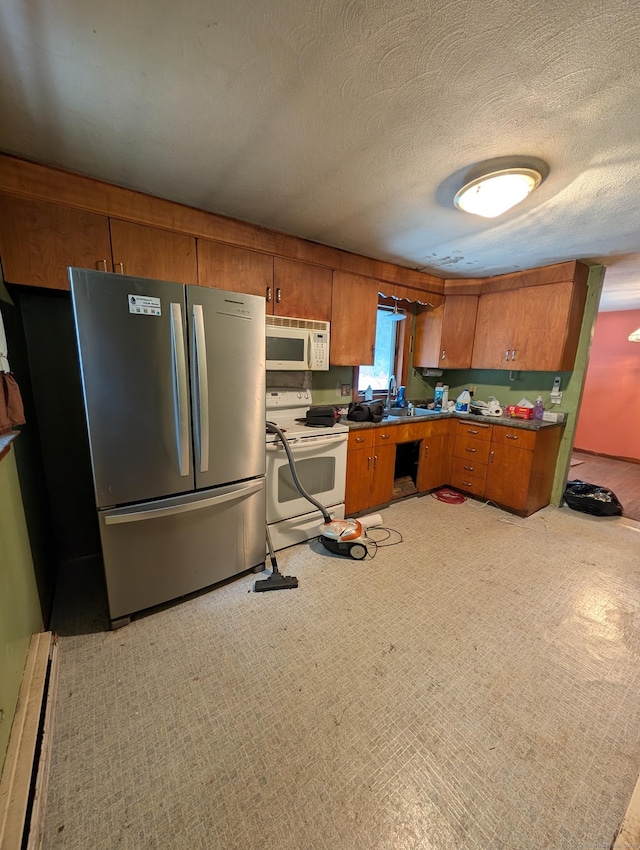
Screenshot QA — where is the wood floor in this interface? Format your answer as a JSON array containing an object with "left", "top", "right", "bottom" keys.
[{"left": 569, "top": 450, "right": 640, "bottom": 522}]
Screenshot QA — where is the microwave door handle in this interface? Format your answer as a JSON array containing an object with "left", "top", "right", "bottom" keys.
[
  {"left": 307, "top": 333, "right": 312, "bottom": 368},
  {"left": 170, "top": 302, "right": 190, "bottom": 477},
  {"left": 192, "top": 304, "right": 210, "bottom": 473}
]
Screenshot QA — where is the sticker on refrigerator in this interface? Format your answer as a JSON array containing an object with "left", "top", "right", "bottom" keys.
[{"left": 128, "top": 295, "right": 161, "bottom": 316}]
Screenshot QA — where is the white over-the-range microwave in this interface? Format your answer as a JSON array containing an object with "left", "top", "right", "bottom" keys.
[{"left": 266, "top": 315, "right": 330, "bottom": 370}]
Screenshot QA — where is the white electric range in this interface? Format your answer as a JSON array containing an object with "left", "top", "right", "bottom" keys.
[{"left": 266, "top": 389, "right": 348, "bottom": 551}]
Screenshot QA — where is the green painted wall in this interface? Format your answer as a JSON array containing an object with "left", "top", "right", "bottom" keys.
[
  {"left": 0, "top": 446, "right": 43, "bottom": 774},
  {"left": 312, "top": 365, "right": 354, "bottom": 406}
]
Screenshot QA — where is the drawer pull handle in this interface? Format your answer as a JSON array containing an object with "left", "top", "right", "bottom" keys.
[
  {"left": 380, "top": 434, "right": 390, "bottom": 439},
  {"left": 97, "top": 259, "right": 108, "bottom": 272},
  {"left": 373, "top": 455, "right": 378, "bottom": 469},
  {"left": 462, "top": 480, "right": 472, "bottom": 487},
  {"left": 276, "top": 288, "right": 282, "bottom": 303},
  {"left": 466, "top": 447, "right": 476, "bottom": 453},
  {"left": 355, "top": 437, "right": 365, "bottom": 443},
  {"left": 505, "top": 350, "right": 510, "bottom": 361},
  {"left": 463, "top": 465, "right": 474, "bottom": 471},
  {"left": 490, "top": 451, "right": 495, "bottom": 462},
  {"left": 506, "top": 434, "right": 519, "bottom": 440},
  {"left": 115, "top": 261, "right": 124, "bottom": 274},
  {"left": 441, "top": 349, "right": 446, "bottom": 360},
  {"left": 511, "top": 349, "right": 516, "bottom": 360},
  {"left": 424, "top": 445, "right": 429, "bottom": 453},
  {"left": 468, "top": 429, "right": 478, "bottom": 434},
  {"left": 367, "top": 456, "right": 371, "bottom": 470},
  {"left": 266, "top": 286, "right": 272, "bottom": 302}
]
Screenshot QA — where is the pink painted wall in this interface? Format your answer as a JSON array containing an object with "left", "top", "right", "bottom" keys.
[{"left": 574, "top": 309, "right": 640, "bottom": 460}]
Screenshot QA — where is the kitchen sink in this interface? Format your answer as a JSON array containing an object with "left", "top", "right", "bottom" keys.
[{"left": 383, "top": 406, "right": 441, "bottom": 418}]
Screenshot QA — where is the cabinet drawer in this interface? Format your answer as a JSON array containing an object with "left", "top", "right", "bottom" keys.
[
  {"left": 454, "top": 435, "right": 491, "bottom": 464},
  {"left": 452, "top": 455, "right": 488, "bottom": 483},
  {"left": 374, "top": 427, "right": 397, "bottom": 446},
  {"left": 455, "top": 419, "right": 492, "bottom": 441},
  {"left": 451, "top": 469, "right": 486, "bottom": 498},
  {"left": 491, "top": 426, "right": 536, "bottom": 451},
  {"left": 348, "top": 430, "right": 374, "bottom": 451},
  {"left": 394, "top": 421, "right": 429, "bottom": 443}
]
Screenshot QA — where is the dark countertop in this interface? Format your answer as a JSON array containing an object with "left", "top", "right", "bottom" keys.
[{"left": 341, "top": 411, "right": 565, "bottom": 432}]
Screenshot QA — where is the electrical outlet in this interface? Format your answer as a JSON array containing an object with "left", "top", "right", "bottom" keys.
[
  {"left": 550, "top": 390, "right": 563, "bottom": 405},
  {"left": 470, "top": 385, "right": 477, "bottom": 397},
  {"left": 340, "top": 384, "right": 351, "bottom": 397}
]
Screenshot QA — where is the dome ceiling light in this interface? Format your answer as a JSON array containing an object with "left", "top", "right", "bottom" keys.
[{"left": 454, "top": 166, "right": 544, "bottom": 218}]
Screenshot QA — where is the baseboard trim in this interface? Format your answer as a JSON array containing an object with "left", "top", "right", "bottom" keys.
[
  {"left": 572, "top": 448, "right": 640, "bottom": 465},
  {"left": 0, "top": 632, "right": 57, "bottom": 850}
]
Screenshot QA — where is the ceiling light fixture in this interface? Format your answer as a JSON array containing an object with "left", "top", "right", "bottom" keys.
[
  {"left": 454, "top": 167, "right": 544, "bottom": 218},
  {"left": 629, "top": 328, "right": 640, "bottom": 342}
]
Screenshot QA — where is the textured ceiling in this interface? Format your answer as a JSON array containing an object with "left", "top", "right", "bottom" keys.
[{"left": 1, "top": 0, "right": 640, "bottom": 310}]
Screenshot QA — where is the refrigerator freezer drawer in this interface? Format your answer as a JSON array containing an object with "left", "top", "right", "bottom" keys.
[{"left": 99, "top": 478, "right": 265, "bottom": 624}]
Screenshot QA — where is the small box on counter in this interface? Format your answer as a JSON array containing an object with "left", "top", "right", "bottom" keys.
[
  {"left": 505, "top": 405, "right": 533, "bottom": 420},
  {"left": 542, "top": 410, "right": 567, "bottom": 423}
]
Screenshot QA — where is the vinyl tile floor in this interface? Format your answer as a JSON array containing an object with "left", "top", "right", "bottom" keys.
[{"left": 43, "top": 497, "right": 640, "bottom": 849}]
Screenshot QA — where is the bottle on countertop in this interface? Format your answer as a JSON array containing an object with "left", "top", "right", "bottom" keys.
[
  {"left": 364, "top": 385, "right": 373, "bottom": 402},
  {"left": 396, "top": 386, "right": 406, "bottom": 408},
  {"left": 455, "top": 388, "right": 471, "bottom": 413},
  {"left": 533, "top": 396, "right": 545, "bottom": 420},
  {"left": 433, "top": 383, "right": 444, "bottom": 411},
  {"left": 442, "top": 385, "right": 449, "bottom": 410}
]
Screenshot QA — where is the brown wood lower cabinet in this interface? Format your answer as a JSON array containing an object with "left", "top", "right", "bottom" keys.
[
  {"left": 345, "top": 417, "right": 564, "bottom": 518},
  {"left": 451, "top": 418, "right": 563, "bottom": 516},
  {"left": 345, "top": 427, "right": 396, "bottom": 515},
  {"left": 484, "top": 424, "right": 563, "bottom": 515}
]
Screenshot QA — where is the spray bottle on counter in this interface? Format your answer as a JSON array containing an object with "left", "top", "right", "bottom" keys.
[{"left": 533, "top": 396, "right": 545, "bottom": 420}]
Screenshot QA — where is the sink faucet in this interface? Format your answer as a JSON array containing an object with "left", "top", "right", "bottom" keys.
[{"left": 386, "top": 374, "right": 396, "bottom": 411}]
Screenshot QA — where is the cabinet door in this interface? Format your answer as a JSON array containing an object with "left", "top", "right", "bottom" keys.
[
  {"left": 331, "top": 271, "right": 379, "bottom": 365},
  {"left": 197, "top": 240, "right": 273, "bottom": 303},
  {"left": 110, "top": 219, "right": 197, "bottom": 285},
  {"left": 0, "top": 194, "right": 112, "bottom": 290},
  {"left": 472, "top": 289, "right": 520, "bottom": 369},
  {"left": 414, "top": 295, "right": 478, "bottom": 369},
  {"left": 511, "top": 282, "right": 579, "bottom": 371},
  {"left": 417, "top": 430, "right": 448, "bottom": 492},
  {"left": 485, "top": 444, "right": 533, "bottom": 511},
  {"left": 273, "top": 258, "right": 332, "bottom": 321},
  {"left": 439, "top": 295, "right": 478, "bottom": 368},
  {"left": 370, "top": 442, "right": 396, "bottom": 507},
  {"left": 345, "top": 447, "right": 373, "bottom": 515}
]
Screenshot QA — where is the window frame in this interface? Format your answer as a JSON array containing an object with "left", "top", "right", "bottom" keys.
[{"left": 353, "top": 298, "right": 412, "bottom": 400}]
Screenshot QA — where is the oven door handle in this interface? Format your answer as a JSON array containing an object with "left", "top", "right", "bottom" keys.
[{"left": 267, "top": 435, "right": 347, "bottom": 452}]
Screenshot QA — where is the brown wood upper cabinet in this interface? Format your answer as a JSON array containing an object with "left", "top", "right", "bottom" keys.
[
  {"left": 110, "top": 220, "right": 197, "bottom": 285},
  {"left": 330, "top": 271, "right": 380, "bottom": 366},
  {"left": 0, "top": 193, "right": 113, "bottom": 290},
  {"left": 414, "top": 295, "right": 478, "bottom": 369},
  {"left": 272, "top": 258, "right": 332, "bottom": 321},
  {"left": 472, "top": 279, "right": 587, "bottom": 371},
  {"left": 197, "top": 240, "right": 273, "bottom": 298}
]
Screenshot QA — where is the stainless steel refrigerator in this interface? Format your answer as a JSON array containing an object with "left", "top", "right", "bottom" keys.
[{"left": 70, "top": 268, "right": 266, "bottom": 627}]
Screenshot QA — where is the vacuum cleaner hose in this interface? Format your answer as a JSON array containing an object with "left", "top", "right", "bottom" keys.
[{"left": 266, "top": 421, "right": 332, "bottom": 524}]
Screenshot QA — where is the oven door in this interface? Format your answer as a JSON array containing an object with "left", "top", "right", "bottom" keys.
[{"left": 266, "top": 434, "right": 347, "bottom": 523}]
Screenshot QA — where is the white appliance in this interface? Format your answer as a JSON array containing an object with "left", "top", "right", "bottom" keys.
[
  {"left": 266, "top": 389, "right": 348, "bottom": 550},
  {"left": 266, "top": 315, "right": 330, "bottom": 370}
]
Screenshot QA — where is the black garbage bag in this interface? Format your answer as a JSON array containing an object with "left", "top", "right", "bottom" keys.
[{"left": 564, "top": 479, "right": 623, "bottom": 517}]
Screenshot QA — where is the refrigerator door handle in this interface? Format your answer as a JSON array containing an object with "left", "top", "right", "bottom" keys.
[
  {"left": 104, "top": 479, "right": 264, "bottom": 525},
  {"left": 170, "top": 302, "right": 190, "bottom": 477},
  {"left": 192, "top": 304, "right": 210, "bottom": 473}
]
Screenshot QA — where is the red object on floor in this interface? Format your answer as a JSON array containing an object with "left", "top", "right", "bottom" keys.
[{"left": 432, "top": 488, "right": 467, "bottom": 504}]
